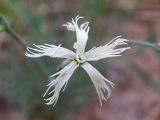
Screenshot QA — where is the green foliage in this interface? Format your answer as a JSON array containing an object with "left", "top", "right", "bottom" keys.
[
  {"left": 0, "top": 24, "right": 5, "bottom": 32},
  {"left": 83, "top": 0, "right": 109, "bottom": 17},
  {"left": 0, "top": 0, "right": 16, "bottom": 18},
  {"left": 0, "top": 14, "right": 11, "bottom": 32}
]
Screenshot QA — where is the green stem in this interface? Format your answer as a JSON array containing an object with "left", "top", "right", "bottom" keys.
[
  {"left": 1, "top": 15, "right": 49, "bottom": 76},
  {"left": 129, "top": 40, "right": 156, "bottom": 48},
  {"left": 1, "top": 15, "right": 72, "bottom": 78},
  {"left": 8, "top": 30, "right": 49, "bottom": 76},
  {"left": 129, "top": 40, "right": 160, "bottom": 53},
  {"left": 6, "top": 26, "right": 27, "bottom": 48}
]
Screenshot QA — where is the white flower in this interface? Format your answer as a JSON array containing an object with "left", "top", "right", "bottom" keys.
[{"left": 25, "top": 15, "right": 130, "bottom": 107}]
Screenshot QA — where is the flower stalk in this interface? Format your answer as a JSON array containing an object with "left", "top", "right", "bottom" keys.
[
  {"left": 0, "top": 16, "right": 7, "bottom": 32},
  {"left": 129, "top": 40, "right": 155, "bottom": 48},
  {"left": 155, "top": 43, "right": 160, "bottom": 52},
  {"left": 0, "top": 15, "right": 49, "bottom": 76},
  {"left": 129, "top": 40, "right": 160, "bottom": 53}
]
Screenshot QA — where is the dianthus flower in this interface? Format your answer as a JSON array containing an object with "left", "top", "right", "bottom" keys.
[{"left": 25, "top": 15, "right": 130, "bottom": 107}]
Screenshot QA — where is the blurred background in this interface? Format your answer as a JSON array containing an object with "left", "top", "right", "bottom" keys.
[{"left": 0, "top": 0, "right": 160, "bottom": 120}]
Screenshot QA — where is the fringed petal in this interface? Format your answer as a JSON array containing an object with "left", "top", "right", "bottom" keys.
[
  {"left": 43, "top": 61, "right": 78, "bottom": 107},
  {"left": 25, "top": 44, "right": 75, "bottom": 59},
  {"left": 63, "top": 15, "right": 90, "bottom": 54},
  {"left": 85, "top": 36, "right": 130, "bottom": 61},
  {"left": 81, "top": 62, "right": 114, "bottom": 106}
]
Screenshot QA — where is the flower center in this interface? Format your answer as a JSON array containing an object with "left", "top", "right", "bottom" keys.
[{"left": 75, "top": 53, "right": 86, "bottom": 64}]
